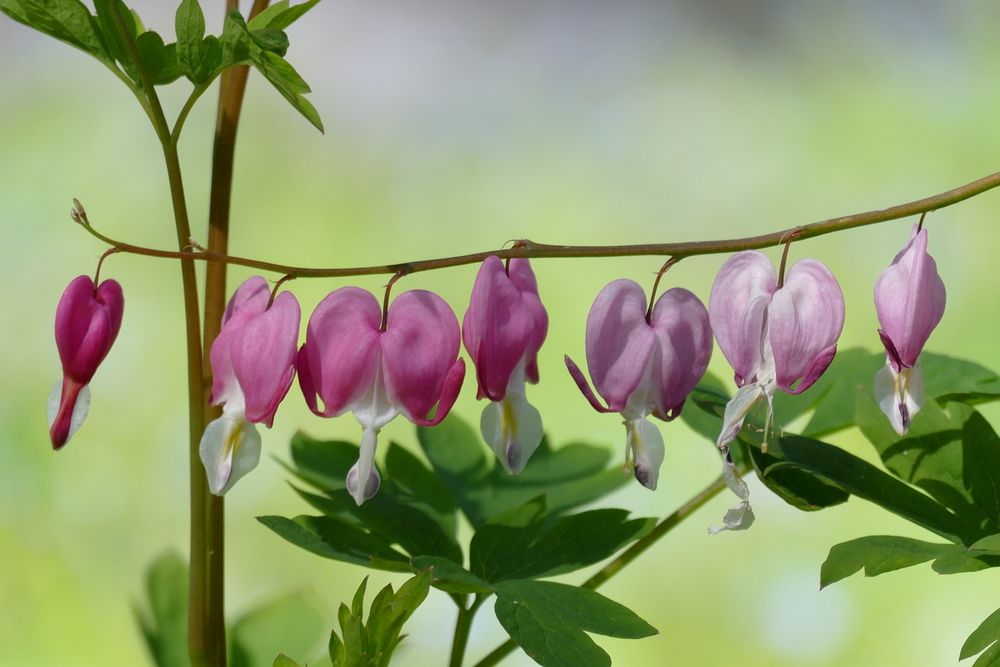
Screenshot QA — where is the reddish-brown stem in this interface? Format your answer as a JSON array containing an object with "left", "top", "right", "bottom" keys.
[
  {"left": 776, "top": 228, "right": 802, "bottom": 289},
  {"left": 76, "top": 170, "right": 1000, "bottom": 280},
  {"left": 917, "top": 210, "right": 928, "bottom": 232},
  {"left": 93, "top": 248, "right": 120, "bottom": 286},
  {"left": 380, "top": 271, "right": 406, "bottom": 331},
  {"left": 645, "top": 256, "right": 679, "bottom": 322},
  {"left": 268, "top": 274, "right": 296, "bottom": 308}
]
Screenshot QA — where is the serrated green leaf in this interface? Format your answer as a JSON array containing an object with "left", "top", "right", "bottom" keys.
[
  {"left": 2, "top": 0, "right": 110, "bottom": 63},
  {"left": 258, "top": 515, "right": 411, "bottom": 572},
  {"left": 471, "top": 500, "right": 654, "bottom": 583},
  {"left": 248, "top": 0, "right": 321, "bottom": 31},
  {"left": 135, "top": 31, "right": 182, "bottom": 85},
  {"left": 494, "top": 580, "right": 656, "bottom": 667},
  {"left": 963, "top": 607, "right": 1000, "bottom": 661},
  {"left": 974, "top": 642, "right": 1000, "bottom": 667},
  {"left": 922, "top": 353, "right": 1000, "bottom": 406},
  {"left": 175, "top": 0, "right": 220, "bottom": 83},
  {"left": 819, "top": 536, "right": 953, "bottom": 588},
  {"left": 250, "top": 47, "right": 323, "bottom": 131},
  {"left": 930, "top": 550, "right": 995, "bottom": 574},
  {"left": 410, "top": 556, "right": 493, "bottom": 594},
  {"left": 134, "top": 551, "right": 189, "bottom": 667},
  {"left": 970, "top": 534, "right": 1000, "bottom": 555},
  {"left": 418, "top": 415, "right": 627, "bottom": 528},
  {"left": 231, "top": 591, "right": 326, "bottom": 667}
]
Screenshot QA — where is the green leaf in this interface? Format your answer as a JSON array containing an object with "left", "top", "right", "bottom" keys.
[
  {"left": 292, "top": 485, "right": 463, "bottom": 563},
  {"left": 136, "top": 31, "right": 182, "bottom": 85},
  {"left": 764, "top": 435, "right": 981, "bottom": 545},
  {"left": 1, "top": 0, "right": 110, "bottom": 63},
  {"left": 772, "top": 347, "right": 882, "bottom": 437},
  {"left": 257, "top": 515, "right": 411, "bottom": 572},
  {"left": 248, "top": 0, "right": 321, "bottom": 31},
  {"left": 857, "top": 394, "right": 999, "bottom": 534},
  {"left": 220, "top": 9, "right": 251, "bottom": 67},
  {"left": 175, "top": 0, "right": 204, "bottom": 74},
  {"left": 820, "top": 536, "right": 954, "bottom": 588},
  {"left": 328, "top": 572, "right": 431, "bottom": 667},
  {"left": 92, "top": 0, "right": 139, "bottom": 77},
  {"left": 409, "top": 556, "right": 493, "bottom": 595},
  {"left": 251, "top": 28, "right": 289, "bottom": 56},
  {"left": 921, "top": 353, "right": 1000, "bottom": 406},
  {"left": 930, "top": 550, "right": 995, "bottom": 575},
  {"left": 418, "top": 415, "right": 627, "bottom": 528},
  {"left": 273, "top": 655, "right": 300, "bottom": 667},
  {"left": 493, "top": 580, "right": 656, "bottom": 667},
  {"left": 963, "top": 607, "right": 1000, "bottom": 661},
  {"left": 231, "top": 591, "right": 326, "bottom": 667},
  {"left": 285, "top": 433, "right": 359, "bottom": 491},
  {"left": 974, "top": 643, "right": 1000, "bottom": 667},
  {"left": 250, "top": 48, "right": 323, "bottom": 131},
  {"left": 470, "top": 499, "right": 655, "bottom": 583},
  {"left": 134, "top": 551, "right": 189, "bottom": 667},
  {"left": 384, "top": 442, "right": 457, "bottom": 536},
  {"left": 749, "top": 445, "right": 850, "bottom": 511}
]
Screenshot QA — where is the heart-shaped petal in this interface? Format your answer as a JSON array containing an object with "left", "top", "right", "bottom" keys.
[{"left": 648, "top": 287, "right": 713, "bottom": 419}]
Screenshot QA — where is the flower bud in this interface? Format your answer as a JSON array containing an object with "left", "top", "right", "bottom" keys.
[{"left": 48, "top": 275, "right": 124, "bottom": 449}]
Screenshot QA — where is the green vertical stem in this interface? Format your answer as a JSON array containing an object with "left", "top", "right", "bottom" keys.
[
  {"left": 194, "top": 1, "right": 272, "bottom": 665},
  {"left": 104, "top": 3, "right": 214, "bottom": 664},
  {"left": 450, "top": 595, "right": 485, "bottom": 667}
]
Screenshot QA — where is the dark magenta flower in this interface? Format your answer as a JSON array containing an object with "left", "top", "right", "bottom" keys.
[
  {"left": 463, "top": 256, "right": 548, "bottom": 473},
  {"left": 298, "top": 287, "right": 466, "bottom": 505},
  {"left": 565, "top": 279, "right": 712, "bottom": 490},
  {"left": 874, "top": 226, "right": 946, "bottom": 434},
  {"left": 200, "top": 276, "right": 300, "bottom": 495},
  {"left": 48, "top": 275, "right": 124, "bottom": 449}
]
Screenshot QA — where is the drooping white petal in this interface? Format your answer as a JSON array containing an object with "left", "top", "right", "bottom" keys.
[
  {"left": 874, "top": 359, "right": 923, "bottom": 435},
  {"left": 716, "top": 382, "right": 765, "bottom": 448},
  {"left": 347, "top": 427, "right": 381, "bottom": 505},
  {"left": 199, "top": 408, "right": 261, "bottom": 496},
  {"left": 47, "top": 380, "right": 91, "bottom": 444},
  {"left": 625, "top": 417, "right": 665, "bottom": 490},
  {"left": 708, "top": 457, "right": 755, "bottom": 534}
]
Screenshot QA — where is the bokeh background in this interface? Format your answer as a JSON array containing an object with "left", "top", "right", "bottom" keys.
[{"left": 3, "top": 1, "right": 1000, "bottom": 665}]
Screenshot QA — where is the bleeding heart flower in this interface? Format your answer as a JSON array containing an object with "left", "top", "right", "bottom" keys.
[
  {"left": 298, "top": 286, "right": 466, "bottom": 505},
  {"left": 463, "top": 256, "right": 548, "bottom": 473},
  {"left": 565, "top": 279, "right": 712, "bottom": 490},
  {"left": 708, "top": 250, "right": 844, "bottom": 532},
  {"left": 48, "top": 274, "right": 124, "bottom": 449},
  {"left": 200, "top": 276, "right": 300, "bottom": 495},
  {"left": 874, "top": 225, "right": 945, "bottom": 435}
]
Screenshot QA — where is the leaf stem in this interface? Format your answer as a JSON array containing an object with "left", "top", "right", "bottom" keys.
[
  {"left": 75, "top": 170, "right": 1000, "bottom": 278},
  {"left": 450, "top": 594, "right": 487, "bottom": 667},
  {"left": 473, "top": 473, "right": 733, "bottom": 667}
]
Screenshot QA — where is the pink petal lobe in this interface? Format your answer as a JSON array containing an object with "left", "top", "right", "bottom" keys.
[
  {"left": 382, "top": 290, "right": 463, "bottom": 423},
  {"left": 232, "top": 291, "right": 301, "bottom": 426},
  {"left": 564, "top": 355, "right": 613, "bottom": 413},
  {"left": 709, "top": 251, "right": 776, "bottom": 384},
  {"left": 210, "top": 276, "right": 270, "bottom": 405},
  {"left": 768, "top": 259, "right": 845, "bottom": 393},
  {"left": 297, "top": 287, "right": 382, "bottom": 418},
  {"left": 648, "top": 287, "right": 713, "bottom": 419},
  {"left": 49, "top": 377, "right": 84, "bottom": 450},
  {"left": 874, "top": 227, "right": 946, "bottom": 368},
  {"left": 507, "top": 258, "right": 549, "bottom": 384},
  {"left": 584, "top": 279, "right": 656, "bottom": 412},
  {"left": 462, "top": 256, "right": 536, "bottom": 401},
  {"left": 55, "top": 275, "right": 124, "bottom": 385}
]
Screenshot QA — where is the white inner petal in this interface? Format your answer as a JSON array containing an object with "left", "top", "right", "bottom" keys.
[
  {"left": 199, "top": 405, "right": 261, "bottom": 496},
  {"left": 481, "top": 390, "right": 543, "bottom": 475},
  {"left": 347, "top": 427, "right": 382, "bottom": 505},
  {"left": 874, "top": 358, "right": 923, "bottom": 436},
  {"left": 47, "top": 379, "right": 91, "bottom": 443},
  {"left": 625, "top": 417, "right": 665, "bottom": 490}
]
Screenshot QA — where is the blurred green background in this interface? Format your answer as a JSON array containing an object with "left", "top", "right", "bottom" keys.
[{"left": 3, "top": 1, "right": 1000, "bottom": 665}]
